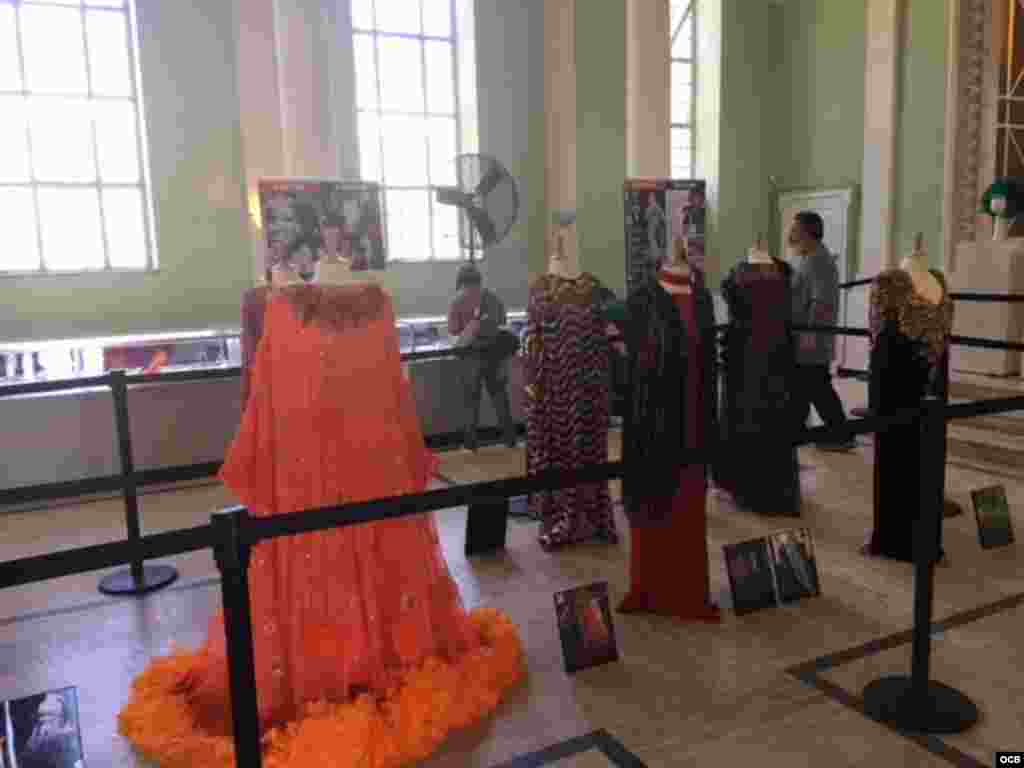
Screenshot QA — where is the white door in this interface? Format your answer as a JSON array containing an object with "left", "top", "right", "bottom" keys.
[{"left": 778, "top": 188, "right": 857, "bottom": 370}]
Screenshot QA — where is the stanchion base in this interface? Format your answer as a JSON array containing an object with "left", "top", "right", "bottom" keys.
[
  {"left": 862, "top": 676, "right": 979, "bottom": 734},
  {"left": 99, "top": 564, "right": 179, "bottom": 596}
]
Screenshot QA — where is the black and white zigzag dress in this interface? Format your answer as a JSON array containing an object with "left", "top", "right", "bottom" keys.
[{"left": 523, "top": 273, "right": 615, "bottom": 549}]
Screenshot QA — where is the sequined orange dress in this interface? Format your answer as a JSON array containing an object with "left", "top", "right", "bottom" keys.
[{"left": 119, "top": 284, "right": 524, "bottom": 768}]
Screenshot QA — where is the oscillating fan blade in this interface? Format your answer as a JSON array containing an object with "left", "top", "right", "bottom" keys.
[
  {"left": 436, "top": 186, "right": 473, "bottom": 207},
  {"left": 465, "top": 204, "right": 498, "bottom": 247},
  {"left": 475, "top": 162, "right": 504, "bottom": 197}
]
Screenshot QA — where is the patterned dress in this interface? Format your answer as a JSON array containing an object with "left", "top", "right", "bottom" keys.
[
  {"left": 523, "top": 273, "right": 615, "bottom": 549},
  {"left": 867, "top": 268, "right": 954, "bottom": 562}
]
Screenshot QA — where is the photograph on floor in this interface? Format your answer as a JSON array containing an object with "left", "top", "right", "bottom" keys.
[
  {"left": 624, "top": 178, "right": 706, "bottom": 292},
  {"left": 767, "top": 528, "right": 820, "bottom": 603},
  {"left": 723, "top": 538, "right": 778, "bottom": 615},
  {"left": 971, "top": 485, "right": 1015, "bottom": 549},
  {"left": 258, "top": 178, "right": 386, "bottom": 279},
  {"left": 554, "top": 582, "right": 619, "bottom": 674},
  {"left": 3, "top": 687, "right": 85, "bottom": 768}
]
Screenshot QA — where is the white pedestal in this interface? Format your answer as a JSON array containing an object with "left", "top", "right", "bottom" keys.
[{"left": 950, "top": 238, "right": 1024, "bottom": 376}]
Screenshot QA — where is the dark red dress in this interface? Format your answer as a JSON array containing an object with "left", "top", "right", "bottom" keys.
[{"left": 619, "top": 285, "right": 720, "bottom": 621}]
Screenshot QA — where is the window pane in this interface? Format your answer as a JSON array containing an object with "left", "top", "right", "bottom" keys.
[
  {"left": 21, "top": 5, "right": 88, "bottom": 94},
  {"left": 86, "top": 10, "right": 132, "bottom": 97},
  {"left": 670, "top": 0, "right": 690, "bottom": 33},
  {"left": 378, "top": 38, "right": 423, "bottom": 113},
  {"left": 385, "top": 189, "right": 430, "bottom": 261},
  {"left": 86, "top": 0, "right": 126, "bottom": 7},
  {"left": 0, "top": 96, "right": 31, "bottom": 182},
  {"left": 671, "top": 127, "right": 691, "bottom": 178},
  {"left": 0, "top": 4, "right": 22, "bottom": 91},
  {"left": 30, "top": 98, "right": 96, "bottom": 182},
  {"left": 422, "top": 0, "right": 451, "bottom": 38},
  {"left": 103, "top": 186, "right": 146, "bottom": 267},
  {"left": 432, "top": 197, "right": 460, "bottom": 261},
  {"left": 0, "top": 187, "right": 40, "bottom": 271},
  {"left": 93, "top": 100, "right": 139, "bottom": 182},
  {"left": 38, "top": 186, "right": 104, "bottom": 270},
  {"left": 380, "top": 115, "right": 427, "bottom": 186},
  {"left": 357, "top": 111, "right": 382, "bottom": 182},
  {"left": 424, "top": 40, "right": 453, "bottom": 114},
  {"left": 427, "top": 116, "right": 456, "bottom": 186},
  {"left": 671, "top": 61, "right": 692, "bottom": 124},
  {"left": 672, "top": 14, "right": 693, "bottom": 59},
  {"left": 350, "top": 0, "right": 373, "bottom": 30},
  {"left": 374, "top": 0, "right": 420, "bottom": 35},
  {"left": 352, "top": 34, "right": 378, "bottom": 109}
]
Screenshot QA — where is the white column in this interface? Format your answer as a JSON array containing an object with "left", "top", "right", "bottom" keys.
[
  {"left": 850, "top": 0, "right": 905, "bottom": 373},
  {"left": 544, "top": 0, "right": 577, "bottom": 262},
  {"left": 625, "top": 0, "right": 670, "bottom": 178}
]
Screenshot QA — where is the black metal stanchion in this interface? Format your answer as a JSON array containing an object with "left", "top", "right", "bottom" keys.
[
  {"left": 212, "top": 507, "right": 263, "bottom": 768},
  {"left": 862, "top": 397, "right": 979, "bottom": 733},
  {"left": 99, "top": 370, "right": 178, "bottom": 595}
]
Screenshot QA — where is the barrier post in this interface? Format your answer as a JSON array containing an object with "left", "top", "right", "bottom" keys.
[
  {"left": 861, "top": 397, "right": 978, "bottom": 733},
  {"left": 212, "top": 507, "right": 263, "bottom": 768},
  {"left": 98, "top": 370, "right": 178, "bottom": 595}
]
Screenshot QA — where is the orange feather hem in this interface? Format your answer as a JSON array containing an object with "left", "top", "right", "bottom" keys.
[{"left": 118, "top": 608, "right": 525, "bottom": 768}]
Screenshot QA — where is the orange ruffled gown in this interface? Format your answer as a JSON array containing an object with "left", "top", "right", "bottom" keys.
[{"left": 119, "top": 284, "right": 525, "bottom": 768}]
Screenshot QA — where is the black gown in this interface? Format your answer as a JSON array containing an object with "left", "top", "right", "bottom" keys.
[
  {"left": 867, "top": 268, "right": 953, "bottom": 562},
  {"left": 714, "top": 259, "right": 801, "bottom": 515}
]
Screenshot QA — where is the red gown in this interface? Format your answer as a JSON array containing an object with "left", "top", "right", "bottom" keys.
[
  {"left": 119, "top": 284, "right": 524, "bottom": 768},
  {"left": 619, "top": 287, "right": 720, "bottom": 622}
]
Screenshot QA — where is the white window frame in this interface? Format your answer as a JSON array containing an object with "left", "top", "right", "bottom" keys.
[
  {"left": 352, "top": 0, "right": 466, "bottom": 262},
  {"left": 0, "top": 0, "right": 157, "bottom": 276},
  {"left": 671, "top": 0, "right": 697, "bottom": 180}
]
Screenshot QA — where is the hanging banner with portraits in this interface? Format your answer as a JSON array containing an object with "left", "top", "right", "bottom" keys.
[
  {"left": 623, "top": 178, "right": 706, "bottom": 293},
  {"left": 257, "top": 178, "right": 387, "bottom": 280}
]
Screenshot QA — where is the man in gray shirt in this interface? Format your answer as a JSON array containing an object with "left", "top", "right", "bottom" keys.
[{"left": 788, "top": 211, "right": 854, "bottom": 451}]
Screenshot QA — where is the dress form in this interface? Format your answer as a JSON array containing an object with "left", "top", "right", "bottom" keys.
[
  {"left": 270, "top": 264, "right": 300, "bottom": 287},
  {"left": 659, "top": 239, "right": 691, "bottom": 295},
  {"left": 898, "top": 233, "right": 943, "bottom": 304},
  {"left": 748, "top": 235, "right": 772, "bottom": 264},
  {"left": 548, "top": 211, "right": 582, "bottom": 280}
]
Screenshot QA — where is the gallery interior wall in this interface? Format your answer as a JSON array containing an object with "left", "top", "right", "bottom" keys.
[{"left": 0, "top": 0, "right": 252, "bottom": 342}]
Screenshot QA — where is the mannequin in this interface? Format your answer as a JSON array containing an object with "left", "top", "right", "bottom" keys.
[
  {"left": 524, "top": 209, "right": 616, "bottom": 548},
  {"left": 121, "top": 280, "right": 525, "bottom": 767},
  {"left": 619, "top": 235, "right": 720, "bottom": 621},
  {"left": 747, "top": 235, "right": 772, "bottom": 264},
  {"left": 713, "top": 235, "right": 800, "bottom": 515},
  {"left": 547, "top": 209, "right": 583, "bottom": 279},
  {"left": 898, "top": 233, "right": 944, "bottom": 304},
  {"left": 864, "top": 233, "right": 953, "bottom": 564}
]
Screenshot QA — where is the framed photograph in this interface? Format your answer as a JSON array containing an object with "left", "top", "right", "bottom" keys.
[
  {"left": 554, "top": 582, "right": 620, "bottom": 674},
  {"left": 624, "top": 178, "right": 706, "bottom": 293},
  {"left": 767, "top": 528, "right": 820, "bottom": 603},
  {"left": 723, "top": 538, "right": 777, "bottom": 615},
  {"left": 4, "top": 687, "right": 85, "bottom": 768},
  {"left": 971, "top": 485, "right": 1015, "bottom": 549},
  {"left": 257, "top": 178, "right": 386, "bottom": 280}
]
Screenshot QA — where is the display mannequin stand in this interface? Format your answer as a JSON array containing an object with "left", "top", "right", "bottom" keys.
[{"left": 861, "top": 397, "right": 979, "bottom": 733}]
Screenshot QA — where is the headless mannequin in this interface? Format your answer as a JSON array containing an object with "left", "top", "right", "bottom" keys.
[
  {"left": 270, "top": 263, "right": 301, "bottom": 287},
  {"left": 659, "top": 239, "right": 691, "bottom": 295},
  {"left": 548, "top": 210, "right": 582, "bottom": 280},
  {"left": 747, "top": 235, "right": 772, "bottom": 264},
  {"left": 898, "top": 233, "right": 943, "bottom": 304}
]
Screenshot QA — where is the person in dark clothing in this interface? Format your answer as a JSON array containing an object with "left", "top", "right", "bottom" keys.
[
  {"left": 448, "top": 263, "right": 516, "bottom": 450},
  {"left": 788, "top": 210, "right": 855, "bottom": 451}
]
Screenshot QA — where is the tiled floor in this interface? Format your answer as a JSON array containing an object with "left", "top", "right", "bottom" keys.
[{"left": 1, "top": 380, "right": 1023, "bottom": 767}]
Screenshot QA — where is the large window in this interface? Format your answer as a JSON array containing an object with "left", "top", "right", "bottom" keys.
[
  {"left": 352, "top": 0, "right": 475, "bottom": 262},
  {"left": 0, "top": 0, "right": 154, "bottom": 274},
  {"left": 670, "top": 0, "right": 696, "bottom": 180}
]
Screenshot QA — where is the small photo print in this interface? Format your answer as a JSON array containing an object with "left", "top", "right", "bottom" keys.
[
  {"left": 723, "top": 538, "right": 777, "bottom": 615},
  {"left": 554, "top": 582, "right": 620, "bottom": 674},
  {"left": 971, "top": 485, "right": 1015, "bottom": 549},
  {"left": 767, "top": 528, "right": 820, "bottom": 603},
  {"left": 3, "top": 687, "right": 85, "bottom": 768}
]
